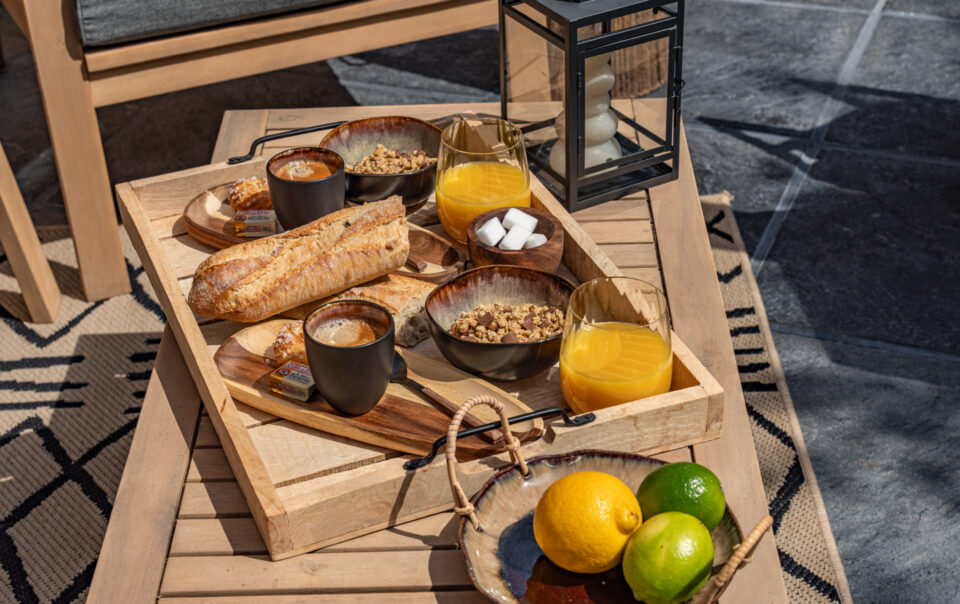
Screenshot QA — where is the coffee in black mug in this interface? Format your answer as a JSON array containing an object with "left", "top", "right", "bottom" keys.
[{"left": 303, "top": 300, "right": 394, "bottom": 415}]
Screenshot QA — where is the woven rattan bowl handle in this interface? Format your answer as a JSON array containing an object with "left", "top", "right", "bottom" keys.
[
  {"left": 446, "top": 395, "right": 530, "bottom": 530},
  {"left": 700, "top": 514, "right": 774, "bottom": 602}
]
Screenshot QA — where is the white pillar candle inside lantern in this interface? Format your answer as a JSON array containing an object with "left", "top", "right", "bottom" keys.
[{"left": 548, "top": 53, "right": 621, "bottom": 176}]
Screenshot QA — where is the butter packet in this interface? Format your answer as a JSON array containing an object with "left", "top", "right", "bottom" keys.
[
  {"left": 269, "top": 361, "right": 314, "bottom": 402},
  {"left": 234, "top": 210, "right": 277, "bottom": 237}
]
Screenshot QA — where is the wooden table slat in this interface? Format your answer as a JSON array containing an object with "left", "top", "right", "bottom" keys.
[
  {"left": 87, "top": 328, "right": 202, "bottom": 604},
  {"left": 596, "top": 242, "right": 659, "bottom": 268},
  {"left": 160, "top": 592, "right": 490, "bottom": 603},
  {"left": 580, "top": 220, "right": 653, "bottom": 244},
  {"left": 159, "top": 550, "right": 472, "bottom": 596},
  {"left": 571, "top": 193, "right": 650, "bottom": 222},
  {"left": 179, "top": 482, "right": 250, "bottom": 518},
  {"left": 187, "top": 448, "right": 234, "bottom": 482},
  {"left": 169, "top": 512, "right": 460, "bottom": 557}
]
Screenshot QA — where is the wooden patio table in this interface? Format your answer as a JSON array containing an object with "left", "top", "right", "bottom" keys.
[{"left": 88, "top": 103, "right": 789, "bottom": 603}]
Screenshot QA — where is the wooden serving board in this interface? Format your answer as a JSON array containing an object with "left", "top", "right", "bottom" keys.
[
  {"left": 182, "top": 182, "right": 465, "bottom": 283},
  {"left": 214, "top": 319, "right": 540, "bottom": 458},
  {"left": 118, "top": 155, "right": 724, "bottom": 560}
]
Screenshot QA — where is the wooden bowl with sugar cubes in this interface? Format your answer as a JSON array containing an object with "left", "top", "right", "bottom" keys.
[{"left": 466, "top": 207, "right": 564, "bottom": 273}]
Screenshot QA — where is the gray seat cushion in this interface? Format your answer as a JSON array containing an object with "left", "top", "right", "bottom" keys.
[{"left": 74, "top": 0, "right": 345, "bottom": 47}]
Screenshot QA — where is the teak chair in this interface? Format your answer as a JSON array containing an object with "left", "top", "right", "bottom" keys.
[
  {"left": 0, "top": 142, "right": 61, "bottom": 323},
  {"left": 0, "top": 0, "right": 496, "bottom": 302}
]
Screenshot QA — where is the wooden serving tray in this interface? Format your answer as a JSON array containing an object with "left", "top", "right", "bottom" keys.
[
  {"left": 213, "top": 319, "right": 539, "bottom": 458},
  {"left": 117, "top": 157, "right": 724, "bottom": 560}
]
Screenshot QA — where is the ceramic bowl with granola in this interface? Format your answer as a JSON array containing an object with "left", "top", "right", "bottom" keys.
[
  {"left": 320, "top": 116, "right": 441, "bottom": 213},
  {"left": 425, "top": 265, "right": 575, "bottom": 381}
]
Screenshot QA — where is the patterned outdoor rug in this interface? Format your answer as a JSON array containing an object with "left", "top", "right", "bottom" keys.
[{"left": 0, "top": 203, "right": 850, "bottom": 603}]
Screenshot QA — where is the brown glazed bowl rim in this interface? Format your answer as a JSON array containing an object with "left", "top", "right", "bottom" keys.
[
  {"left": 302, "top": 299, "right": 395, "bottom": 351},
  {"left": 320, "top": 116, "right": 442, "bottom": 178},
  {"left": 424, "top": 265, "right": 575, "bottom": 348},
  {"left": 467, "top": 207, "right": 562, "bottom": 258},
  {"left": 458, "top": 449, "right": 746, "bottom": 604},
  {"left": 267, "top": 146, "right": 345, "bottom": 186}
]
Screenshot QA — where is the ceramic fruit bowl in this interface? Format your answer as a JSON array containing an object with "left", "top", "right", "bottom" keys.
[
  {"left": 445, "top": 398, "right": 774, "bottom": 604},
  {"left": 424, "top": 265, "right": 574, "bottom": 381},
  {"left": 467, "top": 207, "right": 564, "bottom": 273},
  {"left": 319, "top": 116, "right": 441, "bottom": 213}
]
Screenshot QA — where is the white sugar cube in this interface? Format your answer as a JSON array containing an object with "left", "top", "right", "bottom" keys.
[
  {"left": 476, "top": 216, "right": 506, "bottom": 247},
  {"left": 498, "top": 226, "right": 533, "bottom": 251},
  {"left": 523, "top": 233, "right": 548, "bottom": 249},
  {"left": 502, "top": 208, "right": 538, "bottom": 232}
]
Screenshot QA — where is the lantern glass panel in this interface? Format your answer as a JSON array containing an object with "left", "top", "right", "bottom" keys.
[
  {"left": 572, "top": 35, "right": 673, "bottom": 183},
  {"left": 502, "top": 12, "right": 566, "bottom": 180}
]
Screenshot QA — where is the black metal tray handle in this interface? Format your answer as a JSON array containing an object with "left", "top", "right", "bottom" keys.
[{"left": 404, "top": 405, "right": 595, "bottom": 471}]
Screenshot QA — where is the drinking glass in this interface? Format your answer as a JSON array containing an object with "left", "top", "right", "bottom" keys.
[
  {"left": 436, "top": 116, "right": 531, "bottom": 242},
  {"left": 559, "top": 277, "right": 672, "bottom": 414}
]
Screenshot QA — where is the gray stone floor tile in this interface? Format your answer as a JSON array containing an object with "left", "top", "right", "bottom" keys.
[
  {"left": 686, "top": 126, "right": 798, "bottom": 254},
  {"left": 327, "top": 56, "right": 498, "bottom": 107},
  {"left": 772, "top": 330, "right": 960, "bottom": 603},
  {"left": 886, "top": 0, "right": 960, "bottom": 19},
  {"left": 683, "top": 0, "right": 865, "bottom": 133},
  {"left": 352, "top": 27, "right": 500, "bottom": 94},
  {"left": 757, "top": 149, "right": 960, "bottom": 355},
  {"left": 0, "top": 8, "right": 29, "bottom": 62},
  {"left": 824, "top": 16, "right": 960, "bottom": 159},
  {"left": 100, "top": 62, "right": 357, "bottom": 186},
  {"left": 789, "top": 0, "right": 876, "bottom": 8}
]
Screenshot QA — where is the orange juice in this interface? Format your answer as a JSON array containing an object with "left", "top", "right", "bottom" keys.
[
  {"left": 559, "top": 321, "right": 672, "bottom": 414},
  {"left": 436, "top": 161, "right": 531, "bottom": 241}
]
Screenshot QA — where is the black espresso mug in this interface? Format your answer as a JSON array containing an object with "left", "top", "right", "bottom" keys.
[
  {"left": 266, "top": 147, "right": 346, "bottom": 230},
  {"left": 303, "top": 300, "right": 395, "bottom": 415}
]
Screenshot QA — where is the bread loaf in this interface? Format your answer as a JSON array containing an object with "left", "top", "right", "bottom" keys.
[
  {"left": 188, "top": 198, "right": 408, "bottom": 322},
  {"left": 280, "top": 274, "right": 435, "bottom": 350}
]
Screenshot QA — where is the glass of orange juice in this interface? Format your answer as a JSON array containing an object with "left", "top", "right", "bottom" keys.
[
  {"left": 559, "top": 277, "right": 672, "bottom": 414},
  {"left": 436, "top": 116, "right": 531, "bottom": 242}
]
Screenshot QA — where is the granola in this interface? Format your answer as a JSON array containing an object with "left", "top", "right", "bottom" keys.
[
  {"left": 346, "top": 144, "right": 437, "bottom": 175},
  {"left": 449, "top": 303, "right": 564, "bottom": 344}
]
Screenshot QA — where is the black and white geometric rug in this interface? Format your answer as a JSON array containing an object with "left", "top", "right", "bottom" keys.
[
  {"left": 0, "top": 206, "right": 850, "bottom": 602},
  {"left": 0, "top": 226, "right": 163, "bottom": 602},
  {"left": 701, "top": 192, "right": 852, "bottom": 604}
]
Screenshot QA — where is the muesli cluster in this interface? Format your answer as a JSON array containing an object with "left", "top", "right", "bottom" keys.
[
  {"left": 449, "top": 303, "right": 564, "bottom": 343},
  {"left": 346, "top": 144, "right": 437, "bottom": 174}
]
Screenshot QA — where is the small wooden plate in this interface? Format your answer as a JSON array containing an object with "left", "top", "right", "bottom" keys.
[
  {"left": 395, "top": 228, "right": 466, "bottom": 283},
  {"left": 213, "top": 319, "right": 541, "bottom": 459},
  {"left": 183, "top": 183, "right": 245, "bottom": 249}
]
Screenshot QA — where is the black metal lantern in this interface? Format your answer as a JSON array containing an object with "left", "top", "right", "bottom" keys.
[{"left": 499, "top": 0, "right": 684, "bottom": 211}]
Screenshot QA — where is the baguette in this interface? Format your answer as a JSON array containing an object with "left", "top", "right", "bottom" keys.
[{"left": 188, "top": 198, "right": 408, "bottom": 322}]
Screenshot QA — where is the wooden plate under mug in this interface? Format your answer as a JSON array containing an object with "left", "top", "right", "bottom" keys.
[
  {"left": 181, "top": 183, "right": 465, "bottom": 282},
  {"left": 213, "top": 319, "right": 541, "bottom": 459}
]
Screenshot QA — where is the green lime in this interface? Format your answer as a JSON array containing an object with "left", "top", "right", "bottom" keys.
[
  {"left": 636, "top": 462, "right": 725, "bottom": 530},
  {"left": 622, "top": 511, "right": 714, "bottom": 604}
]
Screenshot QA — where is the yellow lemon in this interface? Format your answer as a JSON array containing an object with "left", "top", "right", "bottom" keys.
[{"left": 532, "top": 471, "right": 642, "bottom": 574}]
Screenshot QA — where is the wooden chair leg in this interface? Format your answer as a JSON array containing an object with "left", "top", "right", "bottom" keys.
[
  {"left": 0, "top": 143, "right": 61, "bottom": 323},
  {"left": 20, "top": 0, "right": 130, "bottom": 301}
]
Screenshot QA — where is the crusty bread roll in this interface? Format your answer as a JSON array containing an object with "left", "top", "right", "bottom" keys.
[
  {"left": 228, "top": 177, "right": 272, "bottom": 211},
  {"left": 278, "top": 274, "right": 436, "bottom": 355},
  {"left": 188, "top": 198, "right": 408, "bottom": 322},
  {"left": 271, "top": 321, "right": 308, "bottom": 367}
]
